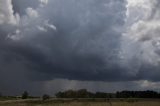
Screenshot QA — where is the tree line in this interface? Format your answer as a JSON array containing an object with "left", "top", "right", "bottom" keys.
[
  {"left": 1, "top": 89, "right": 160, "bottom": 99},
  {"left": 55, "top": 89, "right": 160, "bottom": 98}
]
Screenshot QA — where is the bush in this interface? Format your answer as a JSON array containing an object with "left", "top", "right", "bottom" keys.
[{"left": 42, "top": 94, "right": 50, "bottom": 101}]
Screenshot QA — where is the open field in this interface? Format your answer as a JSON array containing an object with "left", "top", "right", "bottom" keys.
[{"left": 0, "top": 99, "right": 160, "bottom": 106}]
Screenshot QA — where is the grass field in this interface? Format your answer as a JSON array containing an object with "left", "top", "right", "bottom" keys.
[
  {"left": 0, "top": 101, "right": 160, "bottom": 106},
  {"left": 0, "top": 100, "right": 160, "bottom": 106},
  {"left": 0, "top": 99, "right": 160, "bottom": 106}
]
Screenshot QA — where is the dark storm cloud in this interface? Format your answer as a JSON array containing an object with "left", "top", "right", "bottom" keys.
[
  {"left": 1, "top": 0, "right": 160, "bottom": 82},
  {"left": 6, "top": 0, "right": 130, "bottom": 82},
  {"left": 1, "top": 0, "right": 160, "bottom": 95},
  {"left": 0, "top": 0, "right": 160, "bottom": 95}
]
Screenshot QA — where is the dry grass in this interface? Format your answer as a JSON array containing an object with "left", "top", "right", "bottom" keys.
[{"left": 0, "top": 101, "right": 160, "bottom": 106}]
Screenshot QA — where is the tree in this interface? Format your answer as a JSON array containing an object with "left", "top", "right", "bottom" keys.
[
  {"left": 77, "top": 89, "right": 89, "bottom": 98},
  {"left": 55, "top": 89, "right": 94, "bottom": 98},
  {"left": 55, "top": 92, "right": 64, "bottom": 98},
  {"left": 22, "top": 91, "right": 29, "bottom": 99},
  {"left": 42, "top": 94, "right": 50, "bottom": 101}
]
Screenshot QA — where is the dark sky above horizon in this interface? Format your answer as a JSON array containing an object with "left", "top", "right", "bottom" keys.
[{"left": 0, "top": 0, "right": 160, "bottom": 96}]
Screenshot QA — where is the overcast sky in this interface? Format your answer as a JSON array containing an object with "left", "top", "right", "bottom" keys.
[{"left": 0, "top": 0, "right": 160, "bottom": 96}]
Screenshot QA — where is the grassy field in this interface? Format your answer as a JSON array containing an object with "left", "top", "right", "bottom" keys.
[{"left": 0, "top": 99, "right": 160, "bottom": 106}]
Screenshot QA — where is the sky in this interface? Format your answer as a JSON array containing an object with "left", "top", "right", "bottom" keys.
[{"left": 0, "top": 0, "right": 160, "bottom": 96}]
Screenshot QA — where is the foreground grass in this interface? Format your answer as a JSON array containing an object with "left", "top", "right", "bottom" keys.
[{"left": 0, "top": 99, "right": 160, "bottom": 106}]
